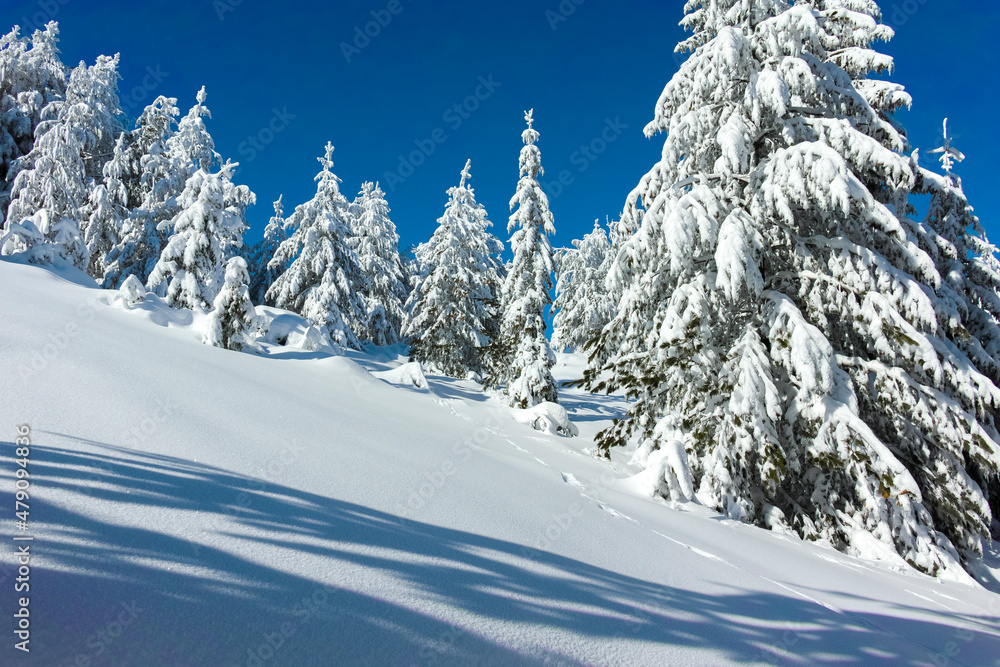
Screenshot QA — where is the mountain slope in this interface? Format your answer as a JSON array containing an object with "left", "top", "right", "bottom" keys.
[{"left": 1, "top": 258, "right": 999, "bottom": 666}]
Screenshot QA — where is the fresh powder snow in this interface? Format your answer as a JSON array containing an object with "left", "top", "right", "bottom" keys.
[{"left": 1, "top": 258, "right": 998, "bottom": 666}]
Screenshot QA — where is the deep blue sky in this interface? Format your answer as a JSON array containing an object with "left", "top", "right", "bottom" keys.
[{"left": 3, "top": 0, "right": 997, "bottom": 253}]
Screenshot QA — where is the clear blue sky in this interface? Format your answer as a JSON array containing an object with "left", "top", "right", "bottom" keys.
[{"left": 3, "top": 0, "right": 997, "bottom": 253}]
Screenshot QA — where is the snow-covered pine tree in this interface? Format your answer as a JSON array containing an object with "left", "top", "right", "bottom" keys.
[
  {"left": 66, "top": 55, "right": 123, "bottom": 183},
  {"left": 912, "top": 120, "right": 1000, "bottom": 532},
  {"left": 492, "top": 110, "right": 558, "bottom": 408},
  {"left": 266, "top": 143, "right": 367, "bottom": 350},
  {"left": 84, "top": 173, "right": 125, "bottom": 278},
  {"left": 583, "top": 0, "right": 1000, "bottom": 579},
  {"left": 167, "top": 86, "right": 219, "bottom": 176},
  {"left": 147, "top": 161, "right": 255, "bottom": 310},
  {"left": 147, "top": 87, "right": 225, "bottom": 288},
  {"left": 206, "top": 256, "right": 259, "bottom": 351},
  {"left": 403, "top": 160, "right": 504, "bottom": 378},
  {"left": 3, "top": 53, "right": 121, "bottom": 270},
  {"left": 102, "top": 95, "right": 180, "bottom": 288},
  {"left": 247, "top": 195, "right": 289, "bottom": 305},
  {"left": 0, "top": 22, "right": 66, "bottom": 220},
  {"left": 349, "top": 182, "right": 409, "bottom": 346},
  {"left": 552, "top": 219, "right": 614, "bottom": 353}
]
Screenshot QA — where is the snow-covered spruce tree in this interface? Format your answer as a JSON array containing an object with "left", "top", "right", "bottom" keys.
[
  {"left": 912, "top": 120, "right": 1000, "bottom": 529},
  {"left": 106, "top": 88, "right": 216, "bottom": 290},
  {"left": 147, "top": 161, "right": 255, "bottom": 310},
  {"left": 552, "top": 219, "right": 614, "bottom": 353},
  {"left": 3, "top": 53, "right": 122, "bottom": 269},
  {"left": 266, "top": 143, "right": 367, "bottom": 350},
  {"left": 65, "top": 55, "right": 123, "bottom": 184},
  {"left": 102, "top": 95, "right": 180, "bottom": 288},
  {"left": 247, "top": 195, "right": 289, "bottom": 305},
  {"left": 403, "top": 160, "right": 504, "bottom": 378},
  {"left": 582, "top": 1, "right": 1000, "bottom": 579},
  {"left": 0, "top": 22, "right": 66, "bottom": 219},
  {"left": 84, "top": 168, "right": 125, "bottom": 278},
  {"left": 349, "top": 182, "right": 409, "bottom": 346},
  {"left": 206, "top": 256, "right": 259, "bottom": 351},
  {"left": 491, "top": 110, "right": 558, "bottom": 408},
  {"left": 166, "top": 87, "right": 218, "bottom": 175}
]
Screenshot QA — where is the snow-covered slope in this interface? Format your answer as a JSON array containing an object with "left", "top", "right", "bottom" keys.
[{"left": 1, "top": 258, "right": 999, "bottom": 666}]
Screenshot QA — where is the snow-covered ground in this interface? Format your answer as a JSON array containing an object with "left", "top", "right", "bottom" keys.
[{"left": 2, "top": 258, "right": 999, "bottom": 666}]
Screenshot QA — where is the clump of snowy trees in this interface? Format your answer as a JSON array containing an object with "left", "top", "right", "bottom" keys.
[
  {"left": 577, "top": 0, "right": 1000, "bottom": 581},
  {"left": 3, "top": 9, "right": 998, "bottom": 581},
  {"left": 0, "top": 21, "right": 413, "bottom": 354}
]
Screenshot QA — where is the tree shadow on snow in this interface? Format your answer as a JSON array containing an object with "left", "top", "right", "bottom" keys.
[{"left": 1, "top": 435, "right": 998, "bottom": 666}]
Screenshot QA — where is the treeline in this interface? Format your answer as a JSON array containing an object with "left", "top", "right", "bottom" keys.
[{"left": 0, "top": 23, "right": 561, "bottom": 409}]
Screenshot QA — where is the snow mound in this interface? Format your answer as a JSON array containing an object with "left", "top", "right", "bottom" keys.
[
  {"left": 117, "top": 275, "right": 146, "bottom": 309},
  {"left": 625, "top": 439, "right": 695, "bottom": 503},
  {"left": 512, "top": 402, "right": 579, "bottom": 437},
  {"left": 374, "top": 361, "right": 430, "bottom": 390},
  {"left": 287, "top": 325, "right": 335, "bottom": 353},
  {"left": 256, "top": 309, "right": 306, "bottom": 346}
]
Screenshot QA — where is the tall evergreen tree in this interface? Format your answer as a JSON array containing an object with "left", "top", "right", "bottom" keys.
[
  {"left": 267, "top": 143, "right": 367, "bottom": 350},
  {"left": 582, "top": 0, "right": 999, "bottom": 580},
  {"left": 403, "top": 161, "right": 504, "bottom": 378},
  {"left": 492, "top": 110, "right": 558, "bottom": 408},
  {"left": 247, "top": 195, "right": 289, "bottom": 305},
  {"left": 349, "top": 182, "right": 409, "bottom": 346},
  {"left": 83, "top": 138, "right": 127, "bottom": 279},
  {"left": 147, "top": 161, "right": 254, "bottom": 310},
  {"left": 0, "top": 22, "right": 66, "bottom": 220},
  {"left": 102, "top": 95, "right": 180, "bottom": 288},
  {"left": 552, "top": 220, "right": 614, "bottom": 353},
  {"left": 206, "top": 256, "right": 259, "bottom": 351},
  {"left": 912, "top": 120, "right": 1000, "bottom": 533},
  {"left": 3, "top": 52, "right": 121, "bottom": 270}
]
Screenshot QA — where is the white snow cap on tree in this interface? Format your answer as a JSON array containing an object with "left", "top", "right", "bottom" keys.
[
  {"left": 403, "top": 160, "right": 504, "bottom": 378},
  {"left": 168, "top": 86, "right": 219, "bottom": 175},
  {"left": 349, "top": 181, "right": 409, "bottom": 346},
  {"left": 3, "top": 52, "right": 122, "bottom": 270},
  {"left": 583, "top": 0, "right": 1000, "bottom": 581},
  {"left": 493, "top": 109, "right": 559, "bottom": 408},
  {"left": 147, "top": 161, "right": 255, "bottom": 311},
  {"left": 206, "top": 256, "right": 261, "bottom": 351},
  {"left": 553, "top": 219, "right": 614, "bottom": 353},
  {"left": 266, "top": 142, "right": 368, "bottom": 351}
]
